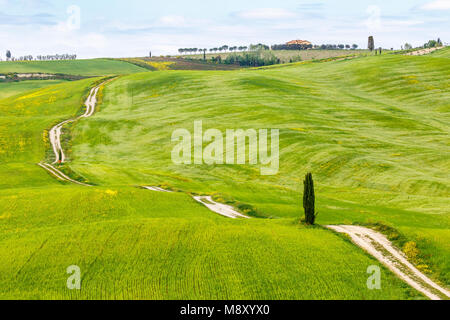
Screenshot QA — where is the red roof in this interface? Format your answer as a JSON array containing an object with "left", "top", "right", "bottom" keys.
[{"left": 286, "top": 40, "right": 312, "bottom": 45}]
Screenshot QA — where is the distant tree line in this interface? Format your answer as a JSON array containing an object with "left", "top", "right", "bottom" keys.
[
  {"left": 249, "top": 43, "right": 270, "bottom": 51},
  {"left": 320, "top": 44, "right": 358, "bottom": 50},
  {"left": 178, "top": 42, "right": 360, "bottom": 57},
  {"left": 178, "top": 48, "right": 206, "bottom": 55},
  {"left": 210, "top": 46, "right": 249, "bottom": 53},
  {"left": 272, "top": 43, "right": 358, "bottom": 51},
  {"left": 401, "top": 38, "right": 443, "bottom": 51},
  {"left": 179, "top": 46, "right": 249, "bottom": 55},
  {"left": 221, "top": 50, "right": 280, "bottom": 67},
  {"left": 0, "top": 73, "right": 86, "bottom": 82},
  {"left": 4, "top": 50, "right": 77, "bottom": 62},
  {"left": 178, "top": 44, "right": 273, "bottom": 56},
  {"left": 271, "top": 43, "right": 313, "bottom": 50}
]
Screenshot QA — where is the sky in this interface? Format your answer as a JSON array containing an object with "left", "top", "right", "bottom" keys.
[{"left": 0, "top": 0, "right": 449, "bottom": 59}]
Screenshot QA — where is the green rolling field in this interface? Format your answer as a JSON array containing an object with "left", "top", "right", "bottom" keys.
[
  {"left": 0, "top": 50, "right": 448, "bottom": 300},
  {"left": 0, "top": 80, "right": 69, "bottom": 100},
  {"left": 0, "top": 58, "right": 147, "bottom": 76},
  {"left": 429, "top": 47, "right": 450, "bottom": 58}
]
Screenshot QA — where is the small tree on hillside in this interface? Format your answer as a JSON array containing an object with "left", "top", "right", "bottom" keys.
[
  {"left": 424, "top": 40, "right": 437, "bottom": 48},
  {"left": 6, "top": 50, "right": 11, "bottom": 61},
  {"left": 368, "top": 36, "right": 375, "bottom": 52},
  {"left": 303, "top": 173, "right": 317, "bottom": 225}
]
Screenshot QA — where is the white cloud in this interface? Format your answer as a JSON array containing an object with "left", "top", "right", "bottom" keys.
[
  {"left": 157, "top": 15, "right": 187, "bottom": 27},
  {"left": 384, "top": 20, "right": 424, "bottom": 27},
  {"left": 236, "top": 8, "right": 296, "bottom": 20},
  {"left": 365, "top": 5, "right": 381, "bottom": 30},
  {"left": 421, "top": 0, "right": 450, "bottom": 10}
]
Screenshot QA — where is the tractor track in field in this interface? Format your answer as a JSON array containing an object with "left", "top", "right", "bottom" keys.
[
  {"left": 326, "top": 225, "right": 450, "bottom": 300},
  {"left": 143, "top": 187, "right": 249, "bottom": 219},
  {"left": 193, "top": 196, "right": 250, "bottom": 219},
  {"left": 405, "top": 46, "right": 444, "bottom": 56},
  {"left": 39, "top": 79, "right": 113, "bottom": 185},
  {"left": 38, "top": 162, "right": 92, "bottom": 186}
]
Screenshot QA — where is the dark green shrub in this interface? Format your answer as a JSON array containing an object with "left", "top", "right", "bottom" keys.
[{"left": 303, "top": 173, "right": 317, "bottom": 225}]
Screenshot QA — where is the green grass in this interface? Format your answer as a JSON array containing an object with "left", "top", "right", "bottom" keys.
[
  {"left": 69, "top": 54, "right": 449, "bottom": 285},
  {"left": 0, "top": 80, "right": 68, "bottom": 100},
  {"left": 0, "top": 186, "right": 417, "bottom": 300},
  {"left": 429, "top": 46, "right": 450, "bottom": 58},
  {"left": 0, "top": 59, "right": 148, "bottom": 76},
  {"left": 0, "top": 52, "right": 448, "bottom": 300}
]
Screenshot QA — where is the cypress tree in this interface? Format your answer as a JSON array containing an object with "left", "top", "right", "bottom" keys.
[
  {"left": 368, "top": 36, "right": 375, "bottom": 52},
  {"left": 303, "top": 173, "right": 316, "bottom": 225}
]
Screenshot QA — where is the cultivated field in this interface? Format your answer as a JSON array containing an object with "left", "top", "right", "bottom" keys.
[
  {"left": 429, "top": 46, "right": 450, "bottom": 58},
  {"left": 0, "top": 50, "right": 448, "bottom": 299},
  {"left": 119, "top": 57, "right": 243, "bottom": 70},
  {"left": 0, "top": 80, "right": 68, "bottom": 100},
  {"left": 0, "top": 59, "right": 147, "bottom": 76}
]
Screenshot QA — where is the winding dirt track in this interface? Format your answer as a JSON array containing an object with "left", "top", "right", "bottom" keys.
[
  {"left": 39, "top": 81, "right": 109, "bottom": 185},
  {"left": 193, "top": 196, "right": 250, "bottom": 219},
  {"left": 143, "top": 187, "right": 249, "bottom": 219},
  {"left": 38, "top": 162, "right": 92, "bottom": 187},
  {"left": 143, "top": 186, "right": 173, "bottom": 193},
  {"left": 49, "top": 84, "right": 101, "bottom": 164},
  {"left": 327, "top": 225, "right": 450, "bottom": 300}
]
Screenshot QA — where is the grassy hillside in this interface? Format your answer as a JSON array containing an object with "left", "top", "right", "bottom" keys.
[
  {"left": 0, "top": 77, "right": 102, "bottom": 188},
  {"left": 0, "top": 65, "right": 423, "bottom": 300},
  {"left": 1, "top": 185, "right": 416, "bottom": 300},
  {"left": 69, "top": 54, "right": 450, "bottom": 284},
  {"left": 119, "top": 57, "right": 243, "bottom": 71},
  {"left": 0, "top": 59, "right": 147, "bottom": 76},
  {"left": 429, "top": 46, "right": 450, "bottom": 58},
  {"left": 0, "top": 80, "right": 68, "bottom": 100},
  {"left": 0, "top": 52, "right": 448, "bottom": 299}
]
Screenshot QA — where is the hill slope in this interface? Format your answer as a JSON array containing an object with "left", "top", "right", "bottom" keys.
[
  {"left": 429, "top": 46, "right": 450, "bottom": 58},
  {"left": 0, "top": 59, "right": 147, "bottom": 76},
  {"left": 0, "top": 53, "right": 448, "bottom": 299},
  {"left": 69, "top": 54, "right": 450, "bottom": 285},
  {"left": 0, "top": 82, "right": 413, "bottom": 300}
]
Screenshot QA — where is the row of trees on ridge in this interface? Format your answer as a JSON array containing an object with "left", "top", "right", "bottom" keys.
[{"left": 3, "top": 50, "right": 77, "bottom": 61}]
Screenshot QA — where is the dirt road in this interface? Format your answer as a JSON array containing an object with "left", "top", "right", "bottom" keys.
[
  {"left": 40, "top": 80, "right": 109, "bottom": 184},
  {"left": 405, "top": 47, "right": 443, "bottom": 56},
  {"left": 326, "top": 225, "right": 450, "bottom": 300},
  {"left": 38, "top": 162, "right": 92, "bottom": 187},
  {"left": 193, "top": 196, "right": 250, "bottom": 219},
  {"left": 143, "top": 187, "right": 250, "bottom": 219},
  {"left": 49, "top": 84, "right": 101, "bottom": 164}
]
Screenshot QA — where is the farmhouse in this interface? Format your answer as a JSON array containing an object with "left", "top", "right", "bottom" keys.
[{"left": 286, "top": 40, "right": 312, "bottom": 46}]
